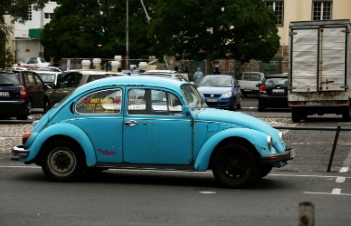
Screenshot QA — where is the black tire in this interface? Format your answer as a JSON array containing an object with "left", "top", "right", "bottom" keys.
[
  {"left": 41, "top": 140, "right": 84, "bottom": 182},
  {"left": 44, "top": 99, "right": 51, "bottom": 113},
  {"left": 236, "top": 103, "right": 241, "bottom": 110},
  {"left": 291, "top": 108, "right": 301, "bottom": 123},
  {"left": 17, "top": 99, "right": 31, "bottom": 120},
  {"left": 212, "top": 144, "right": 258, "bottom": 188},
  {"left": 229, "top": 101, "right": 235, "bottom": 111},
  {"left": 342, "top": 106, "right": 351, "bottom": 121},
  {"left": 256, "top": 163, "right": 273, "bottom": 180},
  {"left": 258, "top": 102, "right": 265, "bottom": 112}
]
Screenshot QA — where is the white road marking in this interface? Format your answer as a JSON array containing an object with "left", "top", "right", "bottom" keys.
[
  {"left": 340, "top": 167, "right": 350, "bottom": 173},
  {"left": 336, "top": 177, "right": 346, "bottom": 183},
  {"left": 304, "top": 191, "right": 351, "bottom": 196},
  {"left": 332, "top": 188, "right": 342, "bottom": 194},
  {"left": 199, "top": 191, "right": 216, "bottom": 194}
]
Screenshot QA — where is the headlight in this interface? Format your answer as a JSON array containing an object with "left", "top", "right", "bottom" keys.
[
  {"left": 267, "top": 136, "right": 273, "bottom": 151},
  {"left": 222, "top": 92, "right": 232, "bottom": 97}
]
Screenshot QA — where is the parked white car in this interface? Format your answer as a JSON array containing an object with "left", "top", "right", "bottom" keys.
[{"left": 14, "top": 57, "right": 53, "bottom": 68}]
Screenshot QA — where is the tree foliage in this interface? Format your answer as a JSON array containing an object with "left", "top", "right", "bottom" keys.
[
  {"left": 147, "top": 0, "right": 280, "bottom": 64},
  {"left": 1, "top": 0, "right": 48, "bottom": 24},
  {"left": 40, "top": 0, "right": 153, "bottom": 58}
]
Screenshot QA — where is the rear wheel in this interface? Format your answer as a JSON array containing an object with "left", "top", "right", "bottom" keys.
[
  {"left": 236, "top": 103, "right": 241, "bottom": 110},
  {"left": 41, "top": 140, "right": 84, "bottom": 181},
  {"left": 17, "top": 99, "right": 31, "bottom": 120},
  {"left": 342, "top": 106, "right": 351, "bottom": 121},
  {"left": 291, "top": 108, "right": 301, "bottom": 123},
  {"left": 212, "top": 144, "right": 258, "bottom": 188}
]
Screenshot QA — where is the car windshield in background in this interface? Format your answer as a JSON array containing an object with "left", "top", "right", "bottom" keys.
[
  {"left": 0, "top": 73, "right": 20, "bottom": 85},
  {"left": 200, "top": 76, "right": 232, "bottom": 87},
  {"left": 87, "top": 75, "right": 110, "bottom": 83},
  {"left": 38, "top": 73, "right": 56, "bottom": 83},
  {"left": 265, "top": 78, "right": 288, "bottom": 87},
  {"left": 181, "top": 84, "right": 207, "bottom": 110}
]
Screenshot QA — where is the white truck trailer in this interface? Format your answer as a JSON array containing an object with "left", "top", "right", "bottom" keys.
[{"left": 288, "top": 19, "right": 351, "bottom": 122}]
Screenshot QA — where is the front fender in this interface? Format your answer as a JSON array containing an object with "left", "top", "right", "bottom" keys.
[
  {"left": 194, "top": 128, "right": 272, "bottom": 171},
  {"left": 20, "top": 122, "right": 97, "bottom": 167}
]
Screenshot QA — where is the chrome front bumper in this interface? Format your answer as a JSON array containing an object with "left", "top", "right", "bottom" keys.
[
  {"left": 12, "top": 145, "right": 29, "bottom": 157},
  {"left": 261, "top": 148, "right": 296, "bottom": 164}
]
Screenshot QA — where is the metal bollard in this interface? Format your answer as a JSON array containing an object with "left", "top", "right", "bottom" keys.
[{"left": 299, "top": 202, "right": 315, "bottom": 226}]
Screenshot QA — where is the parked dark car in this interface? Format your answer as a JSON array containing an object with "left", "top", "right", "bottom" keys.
[
  {"left": 12, "top": 69, "right": 50, "bottom": 112},
  {"left": 257, "top": 74, "right": 289, "bottom": 111},
  {"left": 197, "top": 74, "right": 241, "bottom": 110},
  {"left": 43, "top": 70, "right": 125, "bottom": 112},
  {"left": 0, "top": 70, "right": 30, "bottom": 120},
  {"left": 34, "top": 70, "right": 60, "bottom": 88}
]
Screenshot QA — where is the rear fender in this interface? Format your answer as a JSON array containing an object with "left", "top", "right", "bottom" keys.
[
  {"left": 194, "top": 128, "right": 271, "bottom": 171},
  {"left": 20, "top": 122, "right": 96, "bottom": 167}
]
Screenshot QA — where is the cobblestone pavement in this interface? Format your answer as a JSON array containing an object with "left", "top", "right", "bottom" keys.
[{"left": 0, "top": 115, "right": 293, "bottom": 156}]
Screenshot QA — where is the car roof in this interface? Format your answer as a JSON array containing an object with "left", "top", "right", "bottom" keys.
[
  {"left": 73, "top": 75, "right": 188, "bottom": 95},
  {"left": 205, "top": 74, "right": 233, "bottom": 77},
  {"left": 265, "top": 73, "right": 288, "bottom": 78}
]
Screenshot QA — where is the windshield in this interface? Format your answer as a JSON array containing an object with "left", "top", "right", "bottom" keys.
[
  {"left": 265, "top": 77, "right": 288, "bottom": 87},
  {"left": 38, "top": 73, "right": 55, "bottom": 83},
  {"left": 199, "top": 76, "right": 233, "bottom": 87},
  {"left": 0, "top": 73, "right": 20, "bottom": 85},
  {"left": 180, "top": 85, "right": 207, "bottom": 110}
]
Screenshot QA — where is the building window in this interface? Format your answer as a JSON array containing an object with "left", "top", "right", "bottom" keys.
[
  {"left": 27, "top": 5, "right": 32, "bottom": 20},
  {"left": 313, "top": 2, "right": 332, "bottom": 20},
  {"left": 265, "top": 1, "right": 284, "bottom": 26},
  {"left": 44, "top": 13, "right": 54, "bottom": 19}
]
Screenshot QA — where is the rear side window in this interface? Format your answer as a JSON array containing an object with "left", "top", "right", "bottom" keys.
[
  {"left": 0, "top": 73, "right": 20, "bottom": 85},
  {"left": 75, "top": 88, "right": 122, "bottom": 114},
  {"left": 86, "top": 74, "right": 110, "bottom": 83}
]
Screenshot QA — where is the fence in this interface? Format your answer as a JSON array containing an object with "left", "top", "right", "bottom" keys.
[
  {"left": 274, "top": 123, "right": 351, "bottom": 172},
  {"left": 57, "top": 58, "right": 289, "bottom": 78}
]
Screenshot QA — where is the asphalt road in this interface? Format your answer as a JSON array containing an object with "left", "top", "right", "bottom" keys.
[{"left": 1, "top": 96, "right": 351, "bottom": 226}]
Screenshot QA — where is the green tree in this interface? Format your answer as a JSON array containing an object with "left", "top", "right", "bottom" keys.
[
  {"left": 40, "top": 0, "right": 153, "bottom": 58},
  {"left": 147, "top": 0, "right": 280, "bottom": 71}
]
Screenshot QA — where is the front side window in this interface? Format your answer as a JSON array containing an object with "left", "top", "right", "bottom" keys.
[
  {"left": 75, "top": 89, "right": 122, "bottom": 114},
  {"left": 59, "top": 73, "right": 82, "bottom": 88},
  {"left": 265, "top": 1, "right": 284, "bottom": 26},
  {"left": 86, "top": 74, "right": 110, "bottom": 83},
  {"left": 313, "top": 1, "right": 332, "bottom": 20},
  {"left": 127, "top": 88, "right": 183, "bottom": 115},
  {"left": 181, "top": 85, "right": 207, "bottom": 110},
  {"left": 24, "top": 73, "right": 36, "bottom": 86}
]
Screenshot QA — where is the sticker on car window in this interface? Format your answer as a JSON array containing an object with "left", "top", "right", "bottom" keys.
[{"left": 75, "top": 89, "right": 122, "bottom": 114}]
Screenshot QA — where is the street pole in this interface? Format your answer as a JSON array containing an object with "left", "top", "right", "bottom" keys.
[{"left": 126, "top": 0, "right": 129, "bottom": 69}]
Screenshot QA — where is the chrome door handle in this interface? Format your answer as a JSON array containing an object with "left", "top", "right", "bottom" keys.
[{"left": 124, "top": 120, "right": 138, "bottom": 126}]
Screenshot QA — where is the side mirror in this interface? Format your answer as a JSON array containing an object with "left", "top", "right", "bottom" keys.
[{"left": 182, "top": 106, "right": 190, "bottom": 116}]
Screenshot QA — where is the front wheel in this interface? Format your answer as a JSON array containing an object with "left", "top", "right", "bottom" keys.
[
  {"left": 41, "top": 140, "right": 84, "bottom": 181},
  {"left": 256, "top": 163, "right": 273, "bottom": 179},
  {"left": 212, "top": 144, "right": 258, "bottom": 188},
  {"left": 44, "top": 99, "right": 51, "bottom": 113},
  {"left": 291, "top": 108, "right": 301, "bottom": 123}
]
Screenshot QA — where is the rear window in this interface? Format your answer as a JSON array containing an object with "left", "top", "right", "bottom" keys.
[
  {"left": 86, "top": 74, "right": 110, "bottom": 83},
  {"left": 0, "top": 73, "right": 20, "bottom": 85}
]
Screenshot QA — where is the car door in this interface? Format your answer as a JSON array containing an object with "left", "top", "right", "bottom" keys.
[
  {"left": 123, "top": 87, "right": 193, "bottom": 165},
  {"left": 23, "top": 72, "right": 44, "bottom": 107},
  {"left": 72, "top": 88, "right": 124, "bottom": 163},
  {"left": 51, "top": 72, "right": 82, "bottom": 105}
]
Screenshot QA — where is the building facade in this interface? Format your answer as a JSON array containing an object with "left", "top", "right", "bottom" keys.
[
  {"left": 266, "top": 0, "right": 351, "bottom": 61},
  {"left": 12, "top": 0, "right": 57, "bottom": 63}
]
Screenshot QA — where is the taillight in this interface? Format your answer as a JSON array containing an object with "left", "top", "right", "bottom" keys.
[
  {"left": 259, "top": 85, "right": 266, "bottom": 93},
  {"left": 20, "top": 87, "right": 27, "bottom": 99},
  {"left": 22, "top": 133, "right": 32, "bottom": 145}
]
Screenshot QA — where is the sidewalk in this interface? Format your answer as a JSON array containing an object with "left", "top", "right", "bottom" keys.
[{"left": 0, "top": 114, "right": 42, "bottom": 156}]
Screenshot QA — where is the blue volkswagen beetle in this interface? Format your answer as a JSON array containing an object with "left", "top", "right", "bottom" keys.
[
  {"left": 197, "top": 74, "right": 242, "bottom": 110},
  {"left": 12, "top": 76, "right": 295, "bottom": 188}
]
